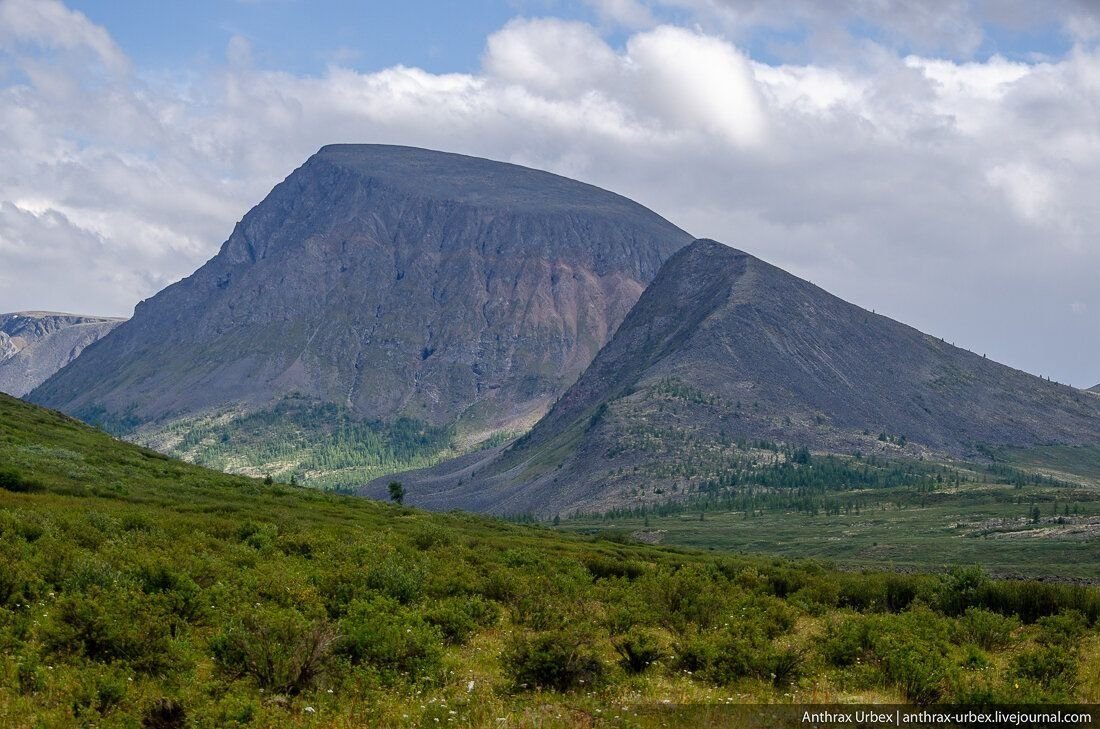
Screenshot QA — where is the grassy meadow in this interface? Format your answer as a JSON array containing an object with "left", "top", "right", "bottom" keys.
[{"left": 2, "top": 392, "right": 1099, "bottom": 727}]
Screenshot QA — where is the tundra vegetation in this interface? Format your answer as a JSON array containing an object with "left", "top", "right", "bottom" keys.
[{"left": 1, "top": 393, "right": 1099, "bottom": 727}]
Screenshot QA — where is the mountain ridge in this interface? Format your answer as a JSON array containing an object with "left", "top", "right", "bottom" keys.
[
  {"left": 365, "top": 239, "right": 1100, "bottom": 515},
  {"left": 0, "top": 312, "right": 125, "bottom": 397}
]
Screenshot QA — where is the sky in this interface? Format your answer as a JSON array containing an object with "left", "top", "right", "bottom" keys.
[{"left": 1, "top": 1, "right": 1098, "bottom": 388}]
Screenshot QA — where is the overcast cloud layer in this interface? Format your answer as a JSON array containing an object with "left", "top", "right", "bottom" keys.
[{"left": 0, "top": 0, "right": 1098, "bottom": 386}]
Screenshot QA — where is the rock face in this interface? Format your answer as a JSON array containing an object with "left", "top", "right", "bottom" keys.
[
  {"left": 367, "top": 239, "right": 1100, "bottom": 516},
  {"left": 31, "top": 145, "right": 691, "bottom": 446},
  {"left": 0, "top": 312, "right": 124, "bottom": 397}
]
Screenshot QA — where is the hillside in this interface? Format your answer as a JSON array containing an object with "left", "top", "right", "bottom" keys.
[
  {"left": 0, "top": 312, "right": 124, "bottom": 397},
  {"left": 369, "top": 240, "right": 1100, "bottom": 516},
  {"left": 29, "top": 145, "right": 692, "bottom": 486},
  {"left": 2, "top": 392, "right": 1099, "bottom": 725}
]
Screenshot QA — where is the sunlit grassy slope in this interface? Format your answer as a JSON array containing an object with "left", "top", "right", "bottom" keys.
[{"left": 1, "top": 392, "right": 1099, "bottom": 727}]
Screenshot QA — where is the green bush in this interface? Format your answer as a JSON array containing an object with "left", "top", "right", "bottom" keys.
[
  {"left": 676, "top": 620, "right": 798, "bottom": 686},
  {"left": 210, "top": 606, "right": 337, "bottom": 694},
  {"left": 365, "top": 552, "right": 425, "bottom": 604},
  {"left": 1036, "top": 611, "right": 1088, "bottom": 646},
  {"left": 505, "top": 629, "right": 605, "bottom": 692},
  {"left": 0, "top": 467, "right": 42, "bottom": 492},
  {"left": 821, "top": 615, "right": 873, "bottom": 667},
  {"left": 339, "top": 597, "right": 443, "bottom": 680},
  {"left": 642, "top": 564, "right": 731, "bottom": 632},
  {"left": 613, "top": 628, "right": 663, "bottom": 674},
  {"left": 1011, "top": 645, "right": 1078, "bottom": 690},
  {"left": 955, "top": 607, "right": 1018, "bottom": 650},
  {"left": 43, "top": 588, "right": 180, "bottom": 675},
  {"left": 424, "top": 594, "right": 498, "bottom": 644},
  {"left": 876, "top": 635, "right": 948, "bottom": 704},
  {"left": 972, "top": 580, "right": 1099, "bottom": 624},
  {"left": 585, "top": 554, "right": 646, "bottom": 581}
]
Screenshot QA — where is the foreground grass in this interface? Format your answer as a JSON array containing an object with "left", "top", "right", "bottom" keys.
[{"left": 2, "top": 393, "right": 1099, "bottom": 727}]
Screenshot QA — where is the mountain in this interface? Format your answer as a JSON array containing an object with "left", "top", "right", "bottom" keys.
[
  {"left": 366, "top": 239, "right": 1100, "bottom": 516},
  {"left": 1090, "top": 384, "right": 1100, "bottom": 394},
  {"left": 0, "top": 312, "right": 124, "bottom": 397},
  {"left": 30, "top": 145, "right": 691, "bottom": 484}
]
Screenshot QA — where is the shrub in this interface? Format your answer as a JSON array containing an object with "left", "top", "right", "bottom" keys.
[
  {"left": 43, "top": 588, "right": 180, "bottom": 675},
  {"left": 768, "top": 645, "right": 805, "bottom": 686},
  {"left": 365, "top": 552, "right": 425, "bottom": 604},
  {"left": 613, "top": 628, "right": 663, "bottom": 674},
  {"left": 676, "top": 619, "right": 797, "bottom": 686},
  {"left": 505, "top": 630, "right": 605, "bottom": 692},
  {"left": 211, "top": 606, "right": 338, "bottom": 694},
  {"left": 1012, "top": 645, "right": 1078, "bottom": 690},
  {"left": 938, "top": 566, "right": 990, "bottom": 616},
  {"left": 71, "top": 667, "right": 128, "bottom": 719},
  {"left": 959, "top": 644, "right": 991, "bottom": 670},
  {"left": 973, "top": 580, "right": 1100, "bottom": 624},
  {"left": 0, "top": 557, "right": 34, "bottom": 608},
  {"left": 411, "top": 524, "right": 453, "bottom": 551},
  {"left": 142, "top": 698, "right": 187, "bottom": 729},
  {"left": 876, "top": 636, "right": 948, "bottom": 704},
  {"left": 956, "top": 608, "right": 1019, "bottom": 650},
  {"left": 136, "top": 563, "right": 204, "bottom": 624},
  {"left": 821, "top": 615, "right": 873, "bottom": 667},
  {"left": 15, "top": 655, "right": 45, "bottom": 694},
  {"left": 339, "top": 597, "right": 443, "bottom": 679},
  {"left": 584, "top": 554, "right": 646, "bottom": 581},
  {"left": 424, "top": 595, "right": 498, "bottom": 644},
  {"left": 642, "top": 564, "right": 731, "bottom": 632},
  {"left": 1036, "top": 611, "right": 1088, "bottom": 646},
  {"left": 0, "top": 468, "right": 42, "bottom": 492}
]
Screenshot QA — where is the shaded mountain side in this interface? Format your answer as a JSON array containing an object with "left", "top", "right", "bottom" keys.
[
  {"left": 1090, "top": 384, "right": 1100, "bottom": 393},
  {"left": 364, "top": 239, "right": 1100, "bottom": 516},
  {"left": 0, "top": 312, "right": 124, "bottom": 397},
  {"left": 30, "top": 145, "right": 691, "bottom": 483}
]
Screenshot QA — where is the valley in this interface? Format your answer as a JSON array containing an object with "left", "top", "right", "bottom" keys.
[{"left": 558, "top": 448, "right": 1100, "bottom": 580}]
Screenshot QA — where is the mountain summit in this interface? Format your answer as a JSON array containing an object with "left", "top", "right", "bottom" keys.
[
  {"left": 31, "top": 145, "right": 691, "bottom": 482},
  {"left": 367, "top": 239, "right": 1100, "bottom": 515}
]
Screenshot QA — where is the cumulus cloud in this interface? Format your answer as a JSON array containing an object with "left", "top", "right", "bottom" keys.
[{"left": 0, "top": 0, "right": 1097, "bottom": 386}]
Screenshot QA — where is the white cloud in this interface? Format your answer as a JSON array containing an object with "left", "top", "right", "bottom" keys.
[
  {"left": 583, "top": 0, "right": 656, "bottom": 29},
  {"left": 0, "top": 1, "right": 1097, "bottom": 386},
  {"left": 0, "top": 0, "right": 128, "bottom": 72}
]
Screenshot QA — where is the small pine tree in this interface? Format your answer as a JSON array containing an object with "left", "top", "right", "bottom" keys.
[{"left": 388, "top": 481, "right": 405, "bottom": 505}]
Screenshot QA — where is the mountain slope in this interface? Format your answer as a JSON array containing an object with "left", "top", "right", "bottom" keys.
[
  {"left": 31, "top": 145, "right": 691, "bottom": 483},
  {"left": 0, "top": 312, "right": 124, "bottom": 397},
  {"left": 1090, "top": 384, "right": 1100, "bottom": 393},
  {"left": 368, "top": 239, "right": 1100, "bottom": 516}
]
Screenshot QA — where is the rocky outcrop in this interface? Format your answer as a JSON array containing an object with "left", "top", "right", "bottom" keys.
[{"left": 0, "top": 312, "right": 124, "bottom": 397}]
